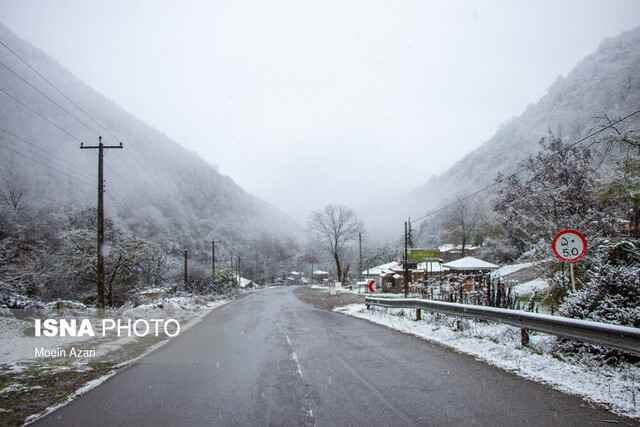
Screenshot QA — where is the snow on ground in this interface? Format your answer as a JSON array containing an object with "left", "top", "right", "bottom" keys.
[
  {"left": 0, "top": 295, "right": 229, "bottom": 366},
  {"left": 513, "top": 279, "right": 550, "bottom": 296},
  {"left": 336, "top": 304, "right": 640, "bottom": 420},
  {"left": 2, "top": 293, "right": 234, "bottom": 424},
  {"left": 491, "top": 262, "right": 535, "bottom": 278}
]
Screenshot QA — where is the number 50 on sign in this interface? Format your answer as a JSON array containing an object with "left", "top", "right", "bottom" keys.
[{"left": 552, "top": 230, "right": 587, "bottom": 263}]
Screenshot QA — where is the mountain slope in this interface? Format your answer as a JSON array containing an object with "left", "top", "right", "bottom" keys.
[
  {"left": 0, "top": 24, "right": 301, "bottom": 272},
  {"left": 410, "top": 26, "right": 640, "bottom": 220}
]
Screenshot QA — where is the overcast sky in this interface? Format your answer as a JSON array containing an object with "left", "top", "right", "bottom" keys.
[{"left": 1, "top": 0, "right": 639, "bottom": 222}]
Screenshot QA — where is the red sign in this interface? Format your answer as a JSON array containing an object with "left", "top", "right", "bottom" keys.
[
  {"left": 368, "top": 280, "right": 375, "bottom": 293},
  {"left": 552, "top": 230, "right": 587, "bottom": 263}
]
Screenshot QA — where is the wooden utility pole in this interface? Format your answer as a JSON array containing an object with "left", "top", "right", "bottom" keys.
[
  {"left": 404, "top": 221, "right": 409, "bottom": 298},
  {"left": 184, "top": 249, "right": 188, "bottom": 289},
  {"left": 80, "top": 137, "right": 122, "bottom": 311},
  {"left": 359, "top": 232, "right": 363, "bottom": 280},
  {"left": 206, "top": 237, "right": 221, "bottom": 282}
]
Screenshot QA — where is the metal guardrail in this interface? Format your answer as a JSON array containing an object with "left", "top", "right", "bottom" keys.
[{"left": 365, "top": 296, "right": 640, "bottom": 355}]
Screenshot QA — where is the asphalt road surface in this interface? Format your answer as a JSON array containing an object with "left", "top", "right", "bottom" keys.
[{"left": 36, "top": 287, "right": 634, "bottom": 426}]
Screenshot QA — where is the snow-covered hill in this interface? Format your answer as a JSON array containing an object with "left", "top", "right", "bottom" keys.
[
  {"left": 366, "top": 26, "right": 640, "bottom": 235},
  {"left": 0, "top": 23, "right": 301, "bottom": 258}
]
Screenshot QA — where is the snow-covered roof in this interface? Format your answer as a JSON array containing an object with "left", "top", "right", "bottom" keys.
[
  {"left": 313, "top": 270, "right": 329, "bottom": 275},
  {"left": 442, "top": 256, "right": 499, "bottom": 271},
  {"left": 362, "top": 261, "right": 402, "bottom": 276},
  {"left": 363, "top": 260, "right": 448, "bottom": 276},
  {"left": 438, "top": 244, "right": 479, "bottom": 252}
]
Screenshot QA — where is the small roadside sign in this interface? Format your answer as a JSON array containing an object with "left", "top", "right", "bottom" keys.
[
  {"left": 552, "top": 229, "right": 587, "bottom": 263},
  {"left": 330, "top": 284, "right": 336, "bottom": 295},
  {"left": 552, "top": 229, "right": 587, "bottom": 292}
]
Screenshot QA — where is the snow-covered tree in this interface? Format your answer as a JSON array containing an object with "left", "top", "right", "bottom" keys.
[
  {"left": 494, "top": 133, "right": 605, "bottom": 260},
  {"left": 596, "top": 132, "right": 640, "bottom": 237},
  {"left": 557, "top": 240, "right": 640, "bottom": 362},
  {"left": 57, "top": 208, "right": 166, "bottom": 306}
]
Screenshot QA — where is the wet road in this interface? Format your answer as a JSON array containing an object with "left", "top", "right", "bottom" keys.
[{"left": 37, "top": 287, "right": 633, "bottom": 426}]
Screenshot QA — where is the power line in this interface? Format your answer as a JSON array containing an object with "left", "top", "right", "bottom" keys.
[
  {"left": 0, "top": 136, "right": 92, "bottom": 183},
  {"left": 0, "top": 39, "right": 116, "bottom": 143},
  {"left": 0, "top": 67, "right": 160, "bottom": 202},
  {"left": 0, "top": 126, "right": 94, "bottom": 180},
  {"left": 411, "top": 108, "right": 640, "bottom": 224},
  {"left": 0, "top": 129, "right": 135, "bottom": 212},
  {"left": 0, "top": 87, "right": 83, "bottom": 143},
  {"left": 0, "top": 140, "right": 93, "bottom": 186},
  {"left": 0, "top": 61, "right": 101, "bottom": 137},
  {"left": 0, "top": 39, "right": 173, "bottom": 197}
]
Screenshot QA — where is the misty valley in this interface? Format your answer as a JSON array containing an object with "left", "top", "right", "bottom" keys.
[{"left": 1, "top": 12, "right": 640, "bottom": 427}]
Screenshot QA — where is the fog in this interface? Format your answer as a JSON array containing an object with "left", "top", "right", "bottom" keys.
[{"left": 1, "top": 0, "right": 639, "bottom": 223}]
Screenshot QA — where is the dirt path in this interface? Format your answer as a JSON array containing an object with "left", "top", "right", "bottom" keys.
[{"left": 293, "top": 286, "right": 366, "bottom": 310}]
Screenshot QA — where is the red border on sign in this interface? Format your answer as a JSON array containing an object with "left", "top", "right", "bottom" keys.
[{"left": 552, "top": 229, "right": 587, "bottom": 263}]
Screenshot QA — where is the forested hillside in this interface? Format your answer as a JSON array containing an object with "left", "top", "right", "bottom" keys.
[
  {"left": 0, "top": 24, "right": 301, "bottom": 305},
  {"left": 412, "top": 25, "right": 640, "bottom": 215}
]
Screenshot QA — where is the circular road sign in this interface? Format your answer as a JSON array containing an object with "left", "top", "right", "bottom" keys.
[{"left": 552, "top": 229, "right": 587, "bottom": 263}]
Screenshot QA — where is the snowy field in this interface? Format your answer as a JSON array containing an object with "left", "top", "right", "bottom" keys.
[{"left": 336, "top": 303, "right": 640, "bottom": 420}]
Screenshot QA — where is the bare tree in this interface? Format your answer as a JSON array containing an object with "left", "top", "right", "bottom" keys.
[
  {"left": 307, "top": 204, "right": 363, "bottom": 282},
  {"left": 0, "top": 173, "right": 26, "bottom": 212},
  {"left": 440, "top": 197, "right": 483, "bottom": 256}
]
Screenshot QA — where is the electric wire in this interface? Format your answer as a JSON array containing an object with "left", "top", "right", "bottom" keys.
[
  {"left": 0, "top": 126, "right": 94, "bottom": 180},
  {"left": 0, "top": 87, "right": 83, "bottom": 143},
  {"left": 0, "top": 39, "right": 174, "bottom": 198},
  {"left": 0, "top": 131, "right": 136, "bottom": 213},
  {"left": 411, "top": 107, "right": 640, "bottom": 224},
  {"left": 0, "top": 140, "right": 93, "bottom": 186},
  {"left": 1, "top": 56, "right": 159, "bottom": 194},
  {"left": 0, "top": 61, "right": 101, "bottom": 136},
  {"left": 0, "top": 82, "right": 143, "bottom": 201},
  {"left": 0, "top": 136, "right": 92, "bottom": 183}
]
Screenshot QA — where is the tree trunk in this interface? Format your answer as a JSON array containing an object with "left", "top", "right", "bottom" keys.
[{"left": 333, "top": 253, "right": 341, "bottom": 282}]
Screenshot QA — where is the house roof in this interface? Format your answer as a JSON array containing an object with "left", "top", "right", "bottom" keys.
[
  {"left": 438, "top": 244, "right": 479, "bottom": 252},
  {"left": 363, "top": 260, "right": 447, "bottom": 276},
  {"left": 442, "top": 256, "right": 499, "bottom": 271},
  {"left": 362, "top": 261, "right": 402, "bottom": 276}
]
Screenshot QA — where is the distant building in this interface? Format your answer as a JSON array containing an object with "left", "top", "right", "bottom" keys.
[{"left": 311, "top": 270, "right": 330, "bottom": 283}]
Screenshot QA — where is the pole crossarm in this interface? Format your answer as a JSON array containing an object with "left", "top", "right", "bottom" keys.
[{"left": 365, "top": 296, "right": 640, "bottom": 355}]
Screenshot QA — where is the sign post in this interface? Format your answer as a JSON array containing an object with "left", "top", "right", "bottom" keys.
[{"left": 552, "top": 229, "right": 587, "bottom": 292}]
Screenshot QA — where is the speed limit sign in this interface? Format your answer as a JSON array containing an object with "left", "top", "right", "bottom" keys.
[{"left": 552, "top": 230, "right": 587, "bottom": 263}]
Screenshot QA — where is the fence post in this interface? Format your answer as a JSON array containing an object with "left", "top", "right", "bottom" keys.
[{"left": 521, "top": 328, "right": 530, "bottom": 346}]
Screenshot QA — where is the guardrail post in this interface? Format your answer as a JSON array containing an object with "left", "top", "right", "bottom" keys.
[
  {"left": 521, "top": 328, "right": 530, "bottom": 346},
  {"left": 416, "top": 309, "right": 421, "bottom": 321}
]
